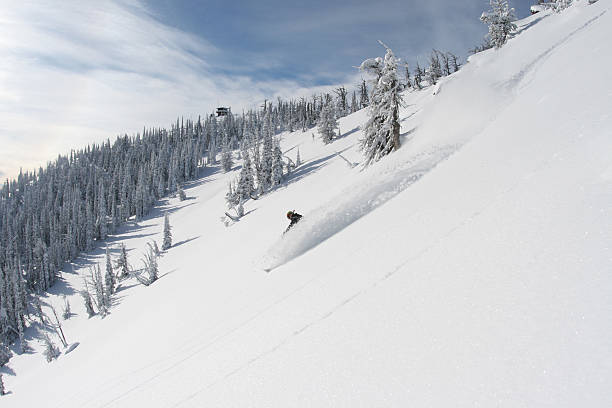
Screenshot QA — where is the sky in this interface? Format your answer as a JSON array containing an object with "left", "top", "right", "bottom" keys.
[{"left": 0, "top": 0, "right": 535, "bottom": 180}]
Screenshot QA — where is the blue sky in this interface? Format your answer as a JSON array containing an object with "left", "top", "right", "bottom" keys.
[
  {"left": 145, "top": 0, "right": 535, "bottom": 84},
  {"left": 0, "top": 0, "right": 535, "bottom": 179}
]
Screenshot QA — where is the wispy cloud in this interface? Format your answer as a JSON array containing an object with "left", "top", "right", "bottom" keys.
[{"left": 0, "top": 0, "right": 354, "bottom": 179}]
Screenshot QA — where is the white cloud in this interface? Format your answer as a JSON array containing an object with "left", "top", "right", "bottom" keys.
[{"left": 0, "top": 0, "right": 354, "bottom": 179}]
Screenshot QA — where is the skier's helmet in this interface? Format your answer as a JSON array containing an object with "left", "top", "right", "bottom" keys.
[{"left": 286, "top": 211, "right": 293, "bottom": 219}]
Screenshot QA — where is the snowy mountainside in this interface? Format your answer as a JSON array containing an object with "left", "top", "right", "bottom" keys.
[{"left": 4, "top": 1, "right": 612, "bottom": 407}]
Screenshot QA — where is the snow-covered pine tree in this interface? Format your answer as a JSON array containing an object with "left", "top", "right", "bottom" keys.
[
  {"left": 104, "top": 246, "right": 115, "bottom": 299},
  {"left": 334, "top": 86, "right": 348, "bottom": 118},
  {"left": 62, "top": 295, "right": 71, "bottom": 320},
  {"left": 151, "top": 240, "right": 161, "bottom": 257},
  {"left": 0, "top": 373, "right": 5, "bottom": 395},
  {"left": 178, "top": 185, "right": 187, "bottom": 201},
  {"left": 260, "top": 114, "right": 274, "bottom": 190},
  {"left": 142, "top": 245, "right": 158, "bottom": 285},
  {"left": 414, "top": 61, "right": 423, "bottom": 89},
  {"left": 427, "top": 50, "right": 442, "bottom": 85},
  {"left": 43, "top": 334, "right": 60, "bottom": 362},
  {"left": 271, "top": 140, "right": 284, "bottom": 187},
  {"left": 91, "top": 264, "right": 108, "bottom": 315},
  {"left": 296, "top": 148, "right": 301, "bottom": 167},
  {"left": 116, "top": 243, "right": 130, "bottom": 279},
  {"left": 359, "top": 43, "right": 404, "bottom": 165},
  {"left": 221, "top": 146, "right": 233, "bottom": 172},
  {"left": 0, "top": 345, "right": 10, "bottom": 367},
  {"left": 317, "top": 101, "right": 338, "bottom": 144},
  {"left": 448, "top": 52, "right": 461, "bottom": 73},
  {"left": 554, "top": 0, "right": 572, "bottom": 12},
  {"left": 162, "top": 212, "right": 172, "bottom": 250},
  {"left": 350, "top": 90, "right": 359, "bottom": 113},
  {"left": 359, "top": 80, "right": 369, "bottom": 108},
  {"left": 98, "top": 182, "right": 107, "bottom": 240},
  {"left": 85, "top": 201, "right": 94, "bottom": 251},
  {"left": 80, "top": 287, "right": 96, "bottom": 318},
  {"left": 225, "top": 182, "right": 239, "bottom": 208},
  {"left": 236, "top": 151, "right": 255, "bottom": 202},
  {"left": 404, "top": 63, "right": 412, "bottom": 89},
  {"left": 480, "top": 0, "right": 517, "bottom": 49}
]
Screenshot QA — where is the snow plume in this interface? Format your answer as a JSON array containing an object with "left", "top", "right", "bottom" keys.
[{"left": 260, "top": 145, "right": 458, "bottom": 271}]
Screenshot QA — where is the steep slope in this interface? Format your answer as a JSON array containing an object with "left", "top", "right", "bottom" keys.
[{"left": 4, "top": 2, "right": 612, "bottom": 407}]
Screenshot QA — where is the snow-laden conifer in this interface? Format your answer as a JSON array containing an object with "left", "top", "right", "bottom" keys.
[
  {"left": 151, "top": 240, "right": 161, "bottom": 257},
  {"left": 80, "top": 288, "right": 96, "bottom": 318},
  {"left": 271, "top": 140, "right": 284, "bottom": 187},
  {"left": 0, "top": 373, "right": 5, "bottom": 395},
  {"left": 162, "top": 212, "right": 172, "bottom": 250},
  {"left": 98, "top": 182, "right": 107, "bottom": 240},
  {"left": 414, "top": 61, "right": 423, "bottom": 89},
  {"left": 178, "top": 185, "right": 187, "bottom": 201},
  {"left": 0, "top": 345, "right": 9, "bottom": 367},
  {"left": 104, "top": 246, "right": 115, "bottom": 299},
  {"left": 62, "top": 295, "right": 72, "bottom": 320},
  {"left": 236, "top": 151, "right": 255, "bottom": 202},
  {"left": 260, "top": 115, "right": 274, "bottom": 190},
  {"left": 43, "top": 334, "right": 60, "bottom": 362},
  {"left": 116, "top": 243, "right": 130, "bottom": 280},
  {"left": 359, "top": 43, "right": 404, "bottom": 165},
  {"left": 554, "top": 0, "right": 572, "bottom": 12},
  {"left": 91, "top": 264, "right": 108, "bottom": 315},
  {"left": 317, "top": 101, "right": 338, "bottom": 144},
  {"left": 221, "top": 147, "right": 233, "bottom": 172},
  {"left": 142, "top": 245, "right": 158, "bottom": 285},
  {"left": 481, "top": 0, "right": 517, "bottom": 49},
  {"left": 225, "top": 182, "right": 239, "bottom": 208},
  {"left": 359, "top": 80, "right": 369, "bottom": 108}
]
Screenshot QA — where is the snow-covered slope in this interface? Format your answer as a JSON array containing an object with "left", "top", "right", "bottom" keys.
[{"left": 4, "top": 2, "right": 612, "bottom": 406}]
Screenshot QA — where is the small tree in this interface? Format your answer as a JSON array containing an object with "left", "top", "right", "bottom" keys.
[
  {"left": 89, "top": 265, "right": 108, "bottom": 316},
  {"left": 359, "top": 43, "right": 404, "bottom": 165},
  {"left": 0, "top": 373, "right": 6, "bottom": 396},
  {"left": 80, "top": 288, "right": 96, "bottom": 318},
  {"left": 162, "top": 212, "right": 172, "bottom": 250},
  {"left": 271, "top": 141, "right": 284, "bottom": 186},
  {"left": 480, "top": 0, "right": 517, "bottom": 49},
  {"left": 317, "top": 101, "right": 338, "bottom": 144},
  {"left": 116, "top": 243, "right": 130, "bottom": 280},
  {"left": 141, "top": 245, "right": 159, "bottom": 285},
  {"left": 150, "top": 240, "right": 161, "bottom": 257},
  {"left": 225, "top": 181, "right": 239, "bottom": 208},
  {"left": 178, "top": 185, "right": 187, "bottom": 201},
  {"left": 105, "top": 246, "right": 116, "bottom": 297},
  {"left": 0, "top": 345, "right": 11, "bottom": 367},
  {"left": 236, "top": 151, "right": 255, "bottom": 202},
  {"left": 237, "top": 201, "right": 244, "bottom": 217},
  {"left": 221, "top": 147, "right": 233, "bottom": 172},
  {"left": 43, "top": 334, "right": 60, "bottom": 362},
  {"left": 296, "top": 148, "right": 301, "bottom": 167},
  {"left": 557, "top": 0, "right": 574, "bottom": 11},
  {"left": 62, "top": 295, "right": 72, "bottom": 320}
]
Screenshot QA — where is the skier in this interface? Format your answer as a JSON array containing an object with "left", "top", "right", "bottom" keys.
[{"left": 285, "top": 210, "right": 302, "bottom": 233}]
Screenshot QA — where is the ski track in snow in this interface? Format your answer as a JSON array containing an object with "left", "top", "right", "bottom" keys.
[{"left": 503, "top": 10, "right": 606, "bottom": 92}]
